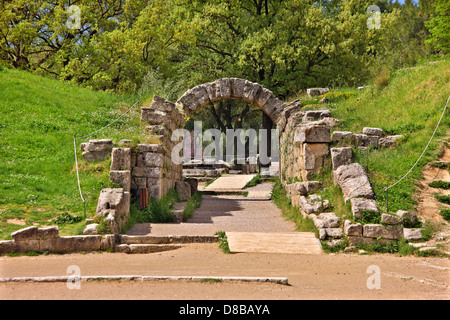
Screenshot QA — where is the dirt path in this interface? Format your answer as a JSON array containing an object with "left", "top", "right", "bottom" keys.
[
  {"left": 415, "top": 143, "right": 450, "bottom": 252},
  {"left": 0, "top": 243, "right": 448, "bottom": 300}
]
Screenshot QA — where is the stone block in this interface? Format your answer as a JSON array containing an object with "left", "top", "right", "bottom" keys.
[
  {"left": 136, "top": 152, "right": 163, "bottom": 168},
  {"left": 190, "top": 84, "right": 211, "bottom": 108},
  {"left": 111, "top": 148, "right": 131, "bottom": 171},
  {"left": 253, "top": 87, "right": 273, "bottom": 109},
  {"left": 53, "top": 236, "right": 103, "bottom": 253},
  {"left": 381, "top": 214, "right": 403, "bottom": 225},
  {"left": 344, "top": 220, "right": 363, "bottom": 236},
  {"left": 403, "top": 228, "right": 422, "bottom": 241},
  {"left": 333, "top": 163, "right": 374, "bottom": 201},
  {"left": 303, "top": 143, "right": 329, "bottom": 171},
  {"left": 36, "top": 227, "right": 59, "bottom": 240},
  {"left": 132, "top": 167, "right": 162, "bottom": 178},
  {"left": 302, "top": 110, "right": 331, "bottom": 122},
  {"left": 395, "top": 210, "right": 417, "bottom": 223},
  {"left": 11, "top": 226, "right": 38, "bottom": 241},
  {"left": 262, "top": 96, "right": 284, "bottom": 121},
  {"left": 330, "top": 147, "right": 353, "bottom": 170},
  {"left": 109, "top": 170, "right": 131, "bottom": 191},
  {"left": 145, "top": 125, "right": 166, "bottom": 136},
  {"left": 96, "top": 188, "right": 126, "bottom": 217},
  {"left": 184, "top": 178, "right": 198, "bottom": 196},
  {"left": 206, "top": 78, "right": 232, "bottom": 101},
  {"left": 242, "top": 81, "right": 262, "bottom": 104},
  {"left": 325, "top": 228, "right": 343, "bottom": 238},
  {"left": 363, "top": 224, "right": 403, "bottom": 240},
  {"left": 294, "top": 123, "right": 331, "bottom": 143},
  {"left": 378, "top": 135, "right": 403, "bottom": 148},
  {"left": 150, "top": 95, "right": 177, "bottom": 114},
  {"left": 363, "top": 127, "right": 384, "bottom": 137},
  {"left": 350, "top": 198, "right": 379, "bottom": 219},
  {"left": 332, "top": 131, "right": 353, "bottom": 143},
  {"left": 141, "top": 108, "right": 168, "bottom": 125},
  {"left": 175, "top": 181, "right": 191, "bottom": 201},
  {"left": 85, "top": 139, "right": 114, "bottom": 152},
  {"left": 83, "top": 224, "right": 99, "bottom": 235}
]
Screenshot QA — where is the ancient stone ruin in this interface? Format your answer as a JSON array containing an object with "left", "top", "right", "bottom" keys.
[{"left": 0, "top": 78, "right": 420, "bottom": 255}]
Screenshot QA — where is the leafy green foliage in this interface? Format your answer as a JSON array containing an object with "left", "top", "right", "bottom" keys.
[{"left": 425, "top": 0, "right": 450, "bottom": 54}]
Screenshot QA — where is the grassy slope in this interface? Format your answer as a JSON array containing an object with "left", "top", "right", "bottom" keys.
[
  {"left": 0, "top": 67, "right": 143, "bottom": 238},
  {"left": 304, "top": 59, "right": 450, "bottom": 217}
]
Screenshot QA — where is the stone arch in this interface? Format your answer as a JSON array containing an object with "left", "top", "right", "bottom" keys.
[{"left": 176, "top": 78, "right": 286, "bottom": 123}]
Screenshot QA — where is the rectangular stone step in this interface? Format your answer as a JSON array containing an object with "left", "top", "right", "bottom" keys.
[
  {"left": 226, "top": 231, "right": 323, "bottom": 254},
  {"left": 119, "top": 235, "right": 218, "bottom": 245},
  {"left": 115, "top": 244, "right": 183, "bottom": 254}
]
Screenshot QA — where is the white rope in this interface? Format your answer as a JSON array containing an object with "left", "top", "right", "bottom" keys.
[
  {"left": 386, "top": 95, "right": 449, "bottom": 191},
  {"left": 73, "top": 136, "right": 86, "bottom": 217}
]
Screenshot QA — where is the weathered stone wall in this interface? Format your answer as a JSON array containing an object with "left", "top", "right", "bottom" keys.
[
  {"left": 0, "top": 226, "right": 114, "bottom": 254},
  {"left": 140, "top": 95, "right": 184, "bottom": 199}
]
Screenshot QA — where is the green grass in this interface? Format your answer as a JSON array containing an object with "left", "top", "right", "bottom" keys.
[
  {"left": 0, "top": 67, "right": 147, "bottom": 239},
  {"left": 271, "top": 179, "right": 316, "bottom": 233},
  {"left": 183, "top": 192, "right": 202, "bottom": 221},
  {"left": 215, "top": 231, "right": 230, "bottom": 254},
  {"left": 126, "top": 189, "right": 180, "bottom": 227}
]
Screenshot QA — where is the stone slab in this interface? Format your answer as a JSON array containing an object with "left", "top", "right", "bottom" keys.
[{"left": 226, "top": 232, "right": 322, "bottom": 254}]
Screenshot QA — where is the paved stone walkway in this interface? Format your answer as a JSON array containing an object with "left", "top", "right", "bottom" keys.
[
  {"left": 127, "top": 183, "right": 293, "bottom": 236},
  {"left": 126, "top": 182, "right": 322, "bottom": 254}
]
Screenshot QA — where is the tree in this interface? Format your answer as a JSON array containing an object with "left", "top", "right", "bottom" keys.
[{"left": 426, "top": 0, "right": 450, "bottom": 54}]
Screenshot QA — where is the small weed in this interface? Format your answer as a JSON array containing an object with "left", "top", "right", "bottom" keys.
[
  {"left": 183, "top": 193, "right": 202, "bottom": 221},
  {"left": 429, "top": 181, "right": 450, "bottom": 189},
  {"left": 200, "top": 278, "right": 223, "bottom": 284},
  {"left": 215, "top": 231, "right": 230, "bottom": 254},
  {"left": 440, "top": 209, "right": 450, "bottom": 221}
]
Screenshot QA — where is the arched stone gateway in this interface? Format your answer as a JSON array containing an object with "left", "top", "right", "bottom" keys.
[
  {"left": 139, "top": 78, "right": 332, "bottom": 202},
  {"left": 176, "top": 78, "right": 285, "bottom": 123}
]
